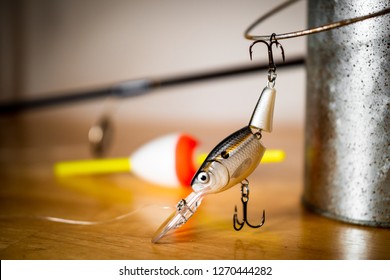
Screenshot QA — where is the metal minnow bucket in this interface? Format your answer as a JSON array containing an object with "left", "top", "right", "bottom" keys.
[{"left": 303, "top": 0, "right": 390, "bottom": 227}]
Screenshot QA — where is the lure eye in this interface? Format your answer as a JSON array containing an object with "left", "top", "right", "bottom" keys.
[
  {"left": 221, "top": 151, "right": 229, "bottom": 159},
  {"left": 197, "top": 172, "right": 210, "bottom": 184}
]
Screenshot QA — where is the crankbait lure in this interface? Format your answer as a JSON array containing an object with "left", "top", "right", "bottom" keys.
[{"left": 152, "top": 35, "right": 284, "bottom": 243}]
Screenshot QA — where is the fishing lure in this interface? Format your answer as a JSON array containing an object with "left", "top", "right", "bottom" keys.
[{"left": 152, "top": 35, "right": 284, "bottom": 243}]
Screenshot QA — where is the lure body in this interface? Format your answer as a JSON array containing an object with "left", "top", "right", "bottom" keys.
[
  {"left": 192, "top": 126, "right": 265, "bottom": 195},
  {"left": 152, "top": 86, "right": 275, "bottom": 243}
]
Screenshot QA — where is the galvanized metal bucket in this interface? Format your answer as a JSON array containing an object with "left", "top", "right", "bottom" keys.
[{"left": 303, "top": 0, "right": 390, "bottom": 227}]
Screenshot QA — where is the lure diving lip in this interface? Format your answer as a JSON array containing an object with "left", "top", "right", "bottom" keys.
[{"left": 152, "top": 192, "right": 203, "bottom": 243}]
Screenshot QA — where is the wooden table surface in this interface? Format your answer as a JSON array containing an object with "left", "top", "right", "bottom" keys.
[{"left": 0, "top": 113, "right": 389, "bottom": 260}]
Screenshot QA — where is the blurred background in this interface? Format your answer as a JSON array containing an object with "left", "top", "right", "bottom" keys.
[
  {"left": 0, "top": 0, "right": 306, "bottom": 159},
  {"left": 2, "top": 1, "right": 390, "bottom": 260}
]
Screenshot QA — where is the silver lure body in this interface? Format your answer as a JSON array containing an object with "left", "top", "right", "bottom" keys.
[
  {"left": 191, "top": 126, "right": 265, "bottom": 195},
  {"left": 152, "top": 86, "right": 275, "bottom": 243}
]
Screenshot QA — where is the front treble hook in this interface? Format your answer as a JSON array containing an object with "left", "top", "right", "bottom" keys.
[
  {"left": 249, "top": 33, "right": 285, "bottom": 85},
  {"left": 233, "top": 179, "right": 265, "bottom": 231}
]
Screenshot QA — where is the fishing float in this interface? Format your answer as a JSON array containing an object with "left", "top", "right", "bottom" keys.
[{"left": 54, "top": 133, "right": 285, "bottom": 187}]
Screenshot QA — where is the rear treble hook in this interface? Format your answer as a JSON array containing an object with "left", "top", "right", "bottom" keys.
[
  {"left": 249, "top": 33, "right": 285, "bottom": 85},
  {"left": 233, "top": 179, "right": 265, "bottom": 231}
]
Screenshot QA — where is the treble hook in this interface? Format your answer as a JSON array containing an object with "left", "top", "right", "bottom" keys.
[
  {"left": 233, "top": 179, "right": 265, "bottom": 231},
  {"left": 249, "top": 33, "right": 285, "bottom": 84}
]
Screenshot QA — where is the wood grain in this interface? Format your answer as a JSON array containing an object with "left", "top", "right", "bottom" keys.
[{"left": 0, "top": 114, "right": 389, "bottom": 260}]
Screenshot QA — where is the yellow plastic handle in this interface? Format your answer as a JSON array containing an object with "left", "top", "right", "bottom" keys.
[{"left": 54, "top": 158, "right": 131, "bottom": 177}]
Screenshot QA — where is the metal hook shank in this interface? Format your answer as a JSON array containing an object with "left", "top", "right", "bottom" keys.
[
  {"left": 233, "top": 205, "right": 245, "bottom": 231},
  {"left": 233, "top": 180, "right": 266, "bottom": 231}
]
